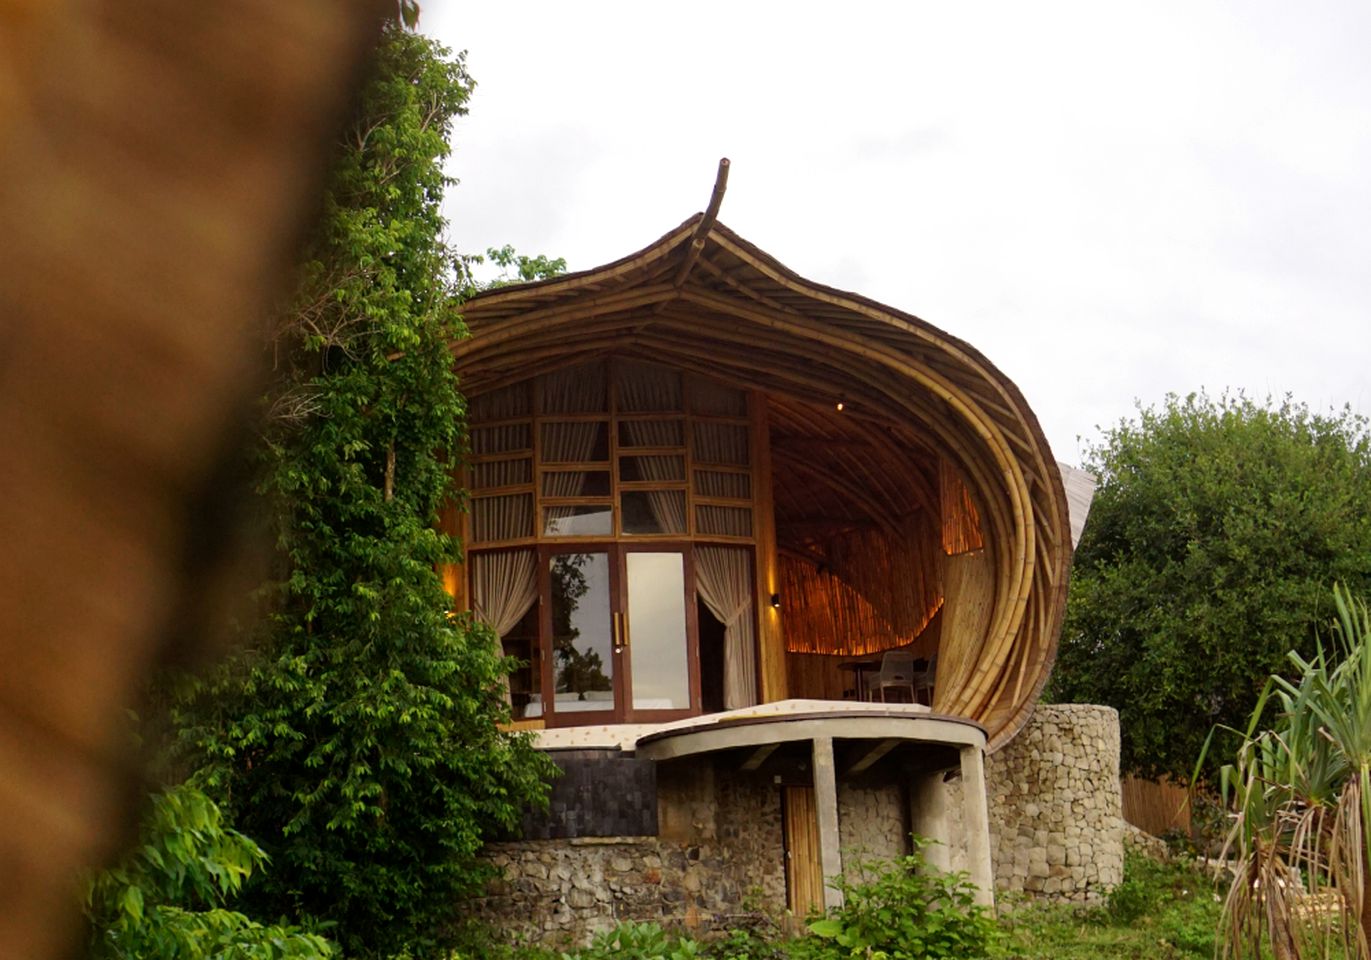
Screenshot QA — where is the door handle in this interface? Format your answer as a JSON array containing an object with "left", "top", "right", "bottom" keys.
[{"left": 613, "top": 611, "right": 623, "bottom": 653}]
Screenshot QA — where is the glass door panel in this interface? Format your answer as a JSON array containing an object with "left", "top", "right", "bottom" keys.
[
  {"left": 625, "top": 551, "right": 692, "bottom": 713},
  {"left": 547, "top": 550, "right": 616, "bottom": 719}
]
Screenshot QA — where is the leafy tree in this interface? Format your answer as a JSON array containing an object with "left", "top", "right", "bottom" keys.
[
  {"left": 1051, "top": 391, "right": 1371, "bottom": 780},
  {"left": 86, "top": 785, "right": 334, "bottom": 960},
  {"left": 168, "top": 25, "right": 553, "bottom": 958}
]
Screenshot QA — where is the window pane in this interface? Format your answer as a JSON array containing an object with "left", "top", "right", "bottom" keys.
[
  {"left": 470, "top": 381, "right": 531, "bottom": 421},
  {"left": 540, "top": 363, "right": 607, "bottom": 414},
  {"left": 472, "top": 458, "right": 531, "bottom": 489},
  {"left": 471, "top": 423, "right": 530, "bottom": 456},
  {"left": 688, "top": 376, "right": 748, "bottom": 416},
  {"left": 693, "top": 469, "right": 751, "bottom": 499},
  {"left": 616, "top": 360, "right": 683, "bottom": 412},
  {"left": 549, "top": 552, "right": 614, "bottom": 709},
  {"left": 620, "top": 455, "right": 685, "bottom": 483},
  {"left": 471, "top": 493, "right": 534, "bottom": 542},
  {"left": 543, "top": 504, "right": 613, "bottom": 537},
  {"left": 692, "top": 421, "right": 750, "bottom": 465},
  {"left": 542, "top": 470, "right": 611, "bottom": 497},
  {"left": 622, "top": 491, "right": 686, "bottom": 535},
  {"left": 627, "top": 552, "right": 690, "bottom": 710},
  {"left": 618, "top": 419, "right": 684, "bottom": 448},
  {"left": 696, "top": 504, "right": 753, "bottom": 538},
  {"left": 540, "top": 421, "right": 609, "bottom": 462}
]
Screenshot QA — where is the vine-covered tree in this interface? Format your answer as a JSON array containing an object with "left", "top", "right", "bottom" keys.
[
  {"left": 1051, "top": 392, "right": 1371, "bottom": 780},
  {"left": 169, "top": 25, "right": 552, "bottom": 959}
]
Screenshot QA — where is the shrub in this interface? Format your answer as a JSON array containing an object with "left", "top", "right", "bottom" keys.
[
  {"left": 805, "top": 840, "right": 998, "bottom": 960},
  {"left": 570, "top": 920, "right": 701, "bottom": 960},
  {"left": 85, "top": 784, "right": 333, "bottom": 960}
]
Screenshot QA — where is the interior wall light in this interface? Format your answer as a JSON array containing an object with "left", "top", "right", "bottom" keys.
[
  {"left": 835, "top": 399, "right": 845, "bottom": 412},
  {"left": 770, "top": 593, "right": 782, "bottom": 609}
]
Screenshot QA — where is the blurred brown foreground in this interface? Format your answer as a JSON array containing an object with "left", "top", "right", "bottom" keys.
[{"left": 0, "top": 3, "right": 388, "bottom": 957}]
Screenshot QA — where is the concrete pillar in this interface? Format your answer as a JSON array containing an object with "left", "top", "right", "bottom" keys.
[
  {"left": 959, "top": 744, "right": 995, "bottom": 908},
  {"left": 811, "top": 735, "right": 844, "bottom": 909},
  {"left": 908, "top": 768, "right": 953, "bottom": 873}
]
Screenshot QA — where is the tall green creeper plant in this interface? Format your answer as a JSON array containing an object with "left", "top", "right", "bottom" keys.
[{"left": 172, "top": 27, "right": 551, "bottom": 959}]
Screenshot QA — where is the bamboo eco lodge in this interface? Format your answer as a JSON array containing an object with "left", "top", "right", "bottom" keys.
[{"left": 450, "top": 163, "right": 1107, "bottom": 938}]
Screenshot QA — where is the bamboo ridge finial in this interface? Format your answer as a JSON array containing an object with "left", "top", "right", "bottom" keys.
[{"left": 670, "top": 157, "right": 731, "bottom": 289}]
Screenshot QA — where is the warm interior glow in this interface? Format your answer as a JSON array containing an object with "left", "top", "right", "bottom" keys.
[{"left": 940, "top": 458, "right": 985, "bottom": 555}]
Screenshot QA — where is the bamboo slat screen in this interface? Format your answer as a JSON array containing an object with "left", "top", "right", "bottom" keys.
[
  {"left": 933, "top": 550, "right": 996, "bottom": 715},
  {"left": 940, "top": 458, "right": 985, "bottom": 555},
  {"left": 1121, "top": 776, "right": 1191, "bottom": 838},
  {"left": 779, "top": 522, "right": 942, "bottom": 656},
  {"left": 783, "top": 786, "right": 825, "bottom": 917}
]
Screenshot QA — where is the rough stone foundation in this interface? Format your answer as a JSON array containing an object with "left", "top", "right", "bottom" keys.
[
  {"left": 476, "top": 768, "right": 784, "bottom": 945},
  {"left": 477, "top": 703, "right": 1124, "bottom": 943},
  {"left": 985, "top": 703, "right": 1123, "bottom": 902}
]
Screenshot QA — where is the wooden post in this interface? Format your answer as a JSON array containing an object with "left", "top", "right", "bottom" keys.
[{"left": 751, "top": 391, "right": 788, "bottom": 702}]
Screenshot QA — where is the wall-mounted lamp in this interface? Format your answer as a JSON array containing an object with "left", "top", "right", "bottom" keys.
[
  {"left": 769, "top": 593, "right": 782, "bottom": 609},
  {"left": 834, "top": 399, "right": 845, "bottom": 412}
]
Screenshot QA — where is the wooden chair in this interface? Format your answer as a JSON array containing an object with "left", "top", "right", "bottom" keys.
[{"left": 869, "top": 650, "right": 917, "bottom": 703}]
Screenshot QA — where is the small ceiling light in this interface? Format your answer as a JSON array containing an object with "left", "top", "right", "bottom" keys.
[
  {"left": 770, "top": 593, "right": 782, "bottom": 609},
  {"left": 835, "top": 400, "right": 845, "bottom": 412}
]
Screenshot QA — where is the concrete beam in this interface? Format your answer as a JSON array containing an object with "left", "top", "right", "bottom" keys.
[
  {"left": 740, "top": 742, "right": 780, "bottom": 771},
  {"left": 812, "top": 735, "right": 844, "bottom": 909},
  {"left": 846, "top": 737, "right": 899, "bottom": 775}
]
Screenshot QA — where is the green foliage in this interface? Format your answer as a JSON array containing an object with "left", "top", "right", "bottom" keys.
[
  {"left": 1051, "top": 391, "right": 1371, "bottom": 779},
  {"left": 703, "top": 923, "right": 788, "bottom": 960},
  {"left": 804, "top": 840, "right": 999, "bottom": 960},
  {"left": 481, "top": 244, "right": 569, "bottom": 287},
  {"left": 86, "top": 784, "right": 334, "bottom": 960},
  {"left": 995, "top": 852, "right": 1219, "bottom": 959},
  {"left": 1205, "top": 585, "right": 1371, "bottom": 959},
  {"left": 167, "top": 25, "right": 554, "bottom": 959},
  {"left": 568, "top": 921, "right": 702, "bottom": 960}
]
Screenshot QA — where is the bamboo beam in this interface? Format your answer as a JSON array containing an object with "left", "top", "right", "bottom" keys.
[
  {"left": 752, "top": 392, "right": 788, "bottom": 703},
  {"left": 671, "top": 157, "right": 730, "bottom": 290}
]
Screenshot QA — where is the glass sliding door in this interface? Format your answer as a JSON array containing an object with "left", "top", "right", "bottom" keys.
[
  {"left": 538, "top": 544, "right": 700, "bottom": 726},
  {"left": 624, "top": 549, "right": 694, "bottom": 718},
  {"left": 544, "top": 549, "right": 617, "bottom": 723}
]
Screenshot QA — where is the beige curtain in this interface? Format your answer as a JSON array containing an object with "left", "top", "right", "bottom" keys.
[
  {"left": 472, "top": 492, "right": 533, "bottom": 543},
  {"left": 540, "top": 366, "right": 608, "bottom": 528},
  {"left": 618, "top": 365, "right": 687, "bottom": 534},
  {"left": 696, "top": 545, "right": 757, "bottom": 709},
  {"left": 470, "top": 548, "right": 539, "bottom": 704}
]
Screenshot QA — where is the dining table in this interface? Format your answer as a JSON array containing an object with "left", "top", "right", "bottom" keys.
[
  {"left": 837, "top": 655, "right": 929, "bottom": 702},
  {"left": 836, "top": 657, "right": 882, "bottom": 702}
]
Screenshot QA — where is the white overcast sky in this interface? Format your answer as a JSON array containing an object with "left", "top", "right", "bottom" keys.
[{"left": 422, "top": 2, "right": 1371, "bottom": 466}]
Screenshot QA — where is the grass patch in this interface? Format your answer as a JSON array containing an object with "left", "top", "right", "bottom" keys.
[{"left": 995, "top": 851, "right": 1221, "bottom": 959}]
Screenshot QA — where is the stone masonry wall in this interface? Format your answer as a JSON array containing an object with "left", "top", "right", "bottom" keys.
[
  {"left": 476, "top": 766, "right": 783, "bottom": 946},
  {"left": 478, "top": 704, "right": 1126, "bottom": 944},
  {"left": 836, "top": 782, "right": 907, "bottom": 884},
  {"left": 984, "top": 703, "right": 1123, "bottom": 902}
]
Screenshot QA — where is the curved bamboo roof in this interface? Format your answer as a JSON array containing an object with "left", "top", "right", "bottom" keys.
[{"left": 453, "top": 170, "right": 1072, "bottom": 749}]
